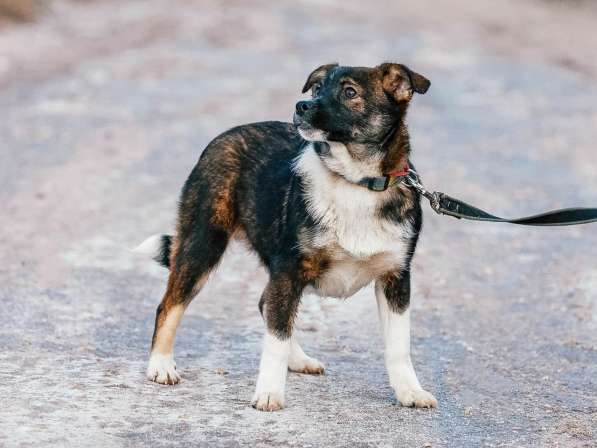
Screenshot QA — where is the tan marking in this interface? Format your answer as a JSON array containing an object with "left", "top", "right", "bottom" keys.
[
  {"left": 338, "top": 77, "right": 366, "bottom": 112},
  {"left": 348, "top": 97, "right": 365, "bottom": 113},
  {"left": 152, "top": 303, "right": 185, "bottom": 355},
  {"left": 396, "top": 183, "right": 415, "bottom": 214},
  {"left": 289, "top": 364, "right": 325, "bottom": 375},
  {"left": 380, "top": 63, "right": 413, "bottom": 102},
  {"left": 211, "top": 186, "right": 235, "bottom": 228},
  {"left": 371, "top": 64, "right": 412, "bottom": 174},
  {"left": 381, "top": 128, "right": 410, "bottom": 175},
  {"left": 208, "top": 135, "right": 245, "bottom": 230},
  {"left": 288, "top": 338, "right": 326, "bottom": 375},
  {"left": 302, "top": 63, "right": 338, "bottom": 93},
  {"left": 168, "top": 235, "right": 180, "bottom": 267},
  {"left": 300, "top": 249, "right": 330, "bottom": 282},
  {"left": 309, "top": 245, "right": 408, "bottom": 299},
  {"left": 152, "top": 272, "right": 209, "bottom": 354},
  {"left": 190, "top": 272, "right": 209, "bottom": 297}
]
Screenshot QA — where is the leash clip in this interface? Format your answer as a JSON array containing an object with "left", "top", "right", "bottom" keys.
[
  {"left": 405, "top": 169, "right": 442, "bottom": 214},
  {"left": 405, "top": 169, "right": 597, "bottom": 225}
]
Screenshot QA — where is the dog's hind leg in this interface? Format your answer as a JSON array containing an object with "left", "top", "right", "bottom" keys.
[
  {"left": 147, "top": 225, "right": 229, "bottom": 385},
  {"left": 288, "top": 337, "right": 325, "bottom": 375},
  {"left": 375, "top": 271, "right": 437, "bottom": 408},
  {"left": 252, "top": 273, "right": 303, "bottom": 411}
]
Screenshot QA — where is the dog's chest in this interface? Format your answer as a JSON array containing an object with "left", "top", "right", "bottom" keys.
[
  {"left": 296, "top": 148, "right": 414, "bottom": 298},
  {"left": 307, "top": 247, "right": 409, "bottom": 298},
  {"left": 306, "top": 208, "right": 413, "bottom": 298}
]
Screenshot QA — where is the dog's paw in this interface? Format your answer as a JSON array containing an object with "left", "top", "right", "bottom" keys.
[
  {"left": 288, "top": 355, "right": 325, "bottom": 375},
  {"left": 251, "top": 391, "right": 285, "bottom": 412},
  {"left": 146, "top": 353, "right": 181, "bottom": 385},
  {"left": 395, "top": 388, "right": 437, "bottom": 408}
]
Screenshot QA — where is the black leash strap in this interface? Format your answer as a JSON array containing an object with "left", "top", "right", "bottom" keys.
[{"left": 405, "top": 170, "right": 597, "bottom": 226}]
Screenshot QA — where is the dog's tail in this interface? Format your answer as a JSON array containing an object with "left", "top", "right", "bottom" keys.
[{"left": 132, "top": 234, "right": 172, "bottom": 268}]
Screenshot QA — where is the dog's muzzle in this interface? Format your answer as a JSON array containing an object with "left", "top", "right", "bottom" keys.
[
  {"left": 294, "top": 101, "right": 326, "bottom": 141},
  {"left": 295, "top": 100, "right": 317, "bottom": 116}
]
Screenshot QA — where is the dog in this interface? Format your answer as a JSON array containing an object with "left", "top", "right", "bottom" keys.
[{"left": 134, "top": 62, "right": 437, "bottom": 411}]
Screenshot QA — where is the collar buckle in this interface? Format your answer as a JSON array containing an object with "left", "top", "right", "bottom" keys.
[{"left": 368, "top": 176, "right": 391, "bottom": 192}]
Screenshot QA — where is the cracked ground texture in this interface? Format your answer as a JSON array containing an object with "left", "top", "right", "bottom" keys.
[{"left": 0, "top": 0, "right": 596, "bottom": 446}]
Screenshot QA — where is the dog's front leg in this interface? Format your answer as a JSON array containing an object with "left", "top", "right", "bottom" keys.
[
  {"left": 375, "top": 272, "right": 437, "bottom": 408},
  {"left": 252, "top": 273, "right": 303, "bottom": 411}
]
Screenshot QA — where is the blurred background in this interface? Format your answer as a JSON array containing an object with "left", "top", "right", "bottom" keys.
[{"left": 1, "top": 1, "right": 596, "bottom": 447}]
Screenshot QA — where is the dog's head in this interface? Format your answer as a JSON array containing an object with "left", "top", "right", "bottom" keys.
[{"left": 294, "top": 63, "right": 430, "bottom": 144}]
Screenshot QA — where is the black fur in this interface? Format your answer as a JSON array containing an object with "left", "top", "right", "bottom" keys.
[
  {"left": 155, "top": 234, "right": 172, "bottom": 268},
  {"left": 148, "top": 63, "right": 429, "bottom": 349}
]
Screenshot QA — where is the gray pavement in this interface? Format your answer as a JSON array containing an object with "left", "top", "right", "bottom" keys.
[{"left": 0, "top": 1, "right": 596, "bottom": 446}]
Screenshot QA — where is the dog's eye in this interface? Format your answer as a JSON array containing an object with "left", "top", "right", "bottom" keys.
[
  {"left": 312, "top": 84, "right": 322, "bottom": 97},
  {"left": 344, "top": 87, "right": 357, "bottom": 99}
]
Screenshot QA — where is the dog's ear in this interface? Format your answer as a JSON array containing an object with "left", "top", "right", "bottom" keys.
[
  {"left": 301, "top": 63, "right": 339, "bottom": 93},
  {"left": 379, "top": 63, "right": 430, "bottom": 102}
]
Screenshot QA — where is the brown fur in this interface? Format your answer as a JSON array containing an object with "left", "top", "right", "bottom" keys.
[
  {"left": 302, "top": 63, "right": 339, "bottom": 93},
  {"left": 379, "top": 271, "right": 410, "bottom": 313},
  {"left": 291, "top": 364, "right": 325, "bottom": 375},
  {"left": 339, "top": 77, "right": 366, "bottom": 113},
  {"left": 211, "top": 187, "right": 236, "bottom": 229},
  {"left": 151, "top": 266, "right": 211, "bottom": 352},
  {"left": 378, "top": 64, "right": 413, "bottom": 103},
  {"left": 207, "top": 136, "right": 244, "bottom": 229},
  {"left": 381, "top": 127, "right": 411, "bottom": 175},
  {"left": 396, "top": 184, "right": 416, "bottom": 215},
  {"left": 138, "top": 59, "right": 435, "bottom": 413},
  {"left": 260, "top": 274, "right": 302, "bottom": 338},
  {"left": 300, "top": 249, "right": 331, "bottom": 283}
]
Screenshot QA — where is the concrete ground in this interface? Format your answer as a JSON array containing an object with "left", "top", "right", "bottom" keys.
[{"left": 1, "top": 0, "right": 596, "bottom": 446}]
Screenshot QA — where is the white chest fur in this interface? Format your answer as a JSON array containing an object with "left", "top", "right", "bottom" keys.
[{"left": 294, "top": 143, "right": 415, "bottom": 298}]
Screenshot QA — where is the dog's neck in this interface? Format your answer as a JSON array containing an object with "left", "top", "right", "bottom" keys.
[
  {"left": 318, "top": 121, "right": 411, "bottom": 183},
  {"left": 379, "top": 124, "right": 411, "bottom": 174}
]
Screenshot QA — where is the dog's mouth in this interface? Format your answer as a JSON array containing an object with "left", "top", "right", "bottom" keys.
[{"left": 293, "top": 114, "right": 328, "bottom": 142}]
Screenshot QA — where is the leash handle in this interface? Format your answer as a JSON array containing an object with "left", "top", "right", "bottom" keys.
[{"left": 405, "top": 170, "right": 597, "bottom": 226}]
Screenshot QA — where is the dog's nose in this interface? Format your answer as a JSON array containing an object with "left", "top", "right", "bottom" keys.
[{"left": 295, "top": 100, "right": 315, "bottom": 115}]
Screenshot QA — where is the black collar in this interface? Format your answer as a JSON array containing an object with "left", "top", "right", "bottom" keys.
[{"left": 312, "top": 139, "right": 410, "bottom": 192}]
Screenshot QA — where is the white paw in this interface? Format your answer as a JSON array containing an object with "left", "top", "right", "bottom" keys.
[
  {"left": 395, "top": 388, "right": 437, "bottom": 408},
  {"left": 251, "top": 391, "right": 285, "bottom": 412},
  {"left": 288, "top": 355, "right": 325, "bottom": 375},
  {"left": 146, "top": 353, "right": 181, "bottom": 385}
]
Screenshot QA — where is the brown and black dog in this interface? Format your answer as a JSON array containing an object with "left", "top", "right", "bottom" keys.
[{"left": 135, "top": 63, "right": 436, "bottom": 411}]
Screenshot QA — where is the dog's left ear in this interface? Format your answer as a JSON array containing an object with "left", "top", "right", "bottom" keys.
[
  {"left": 301, "top": 63, "right": 339, "bottom": 93},
  {"left": 379, "top": 63, "right": 430, "bottom": 102}
]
